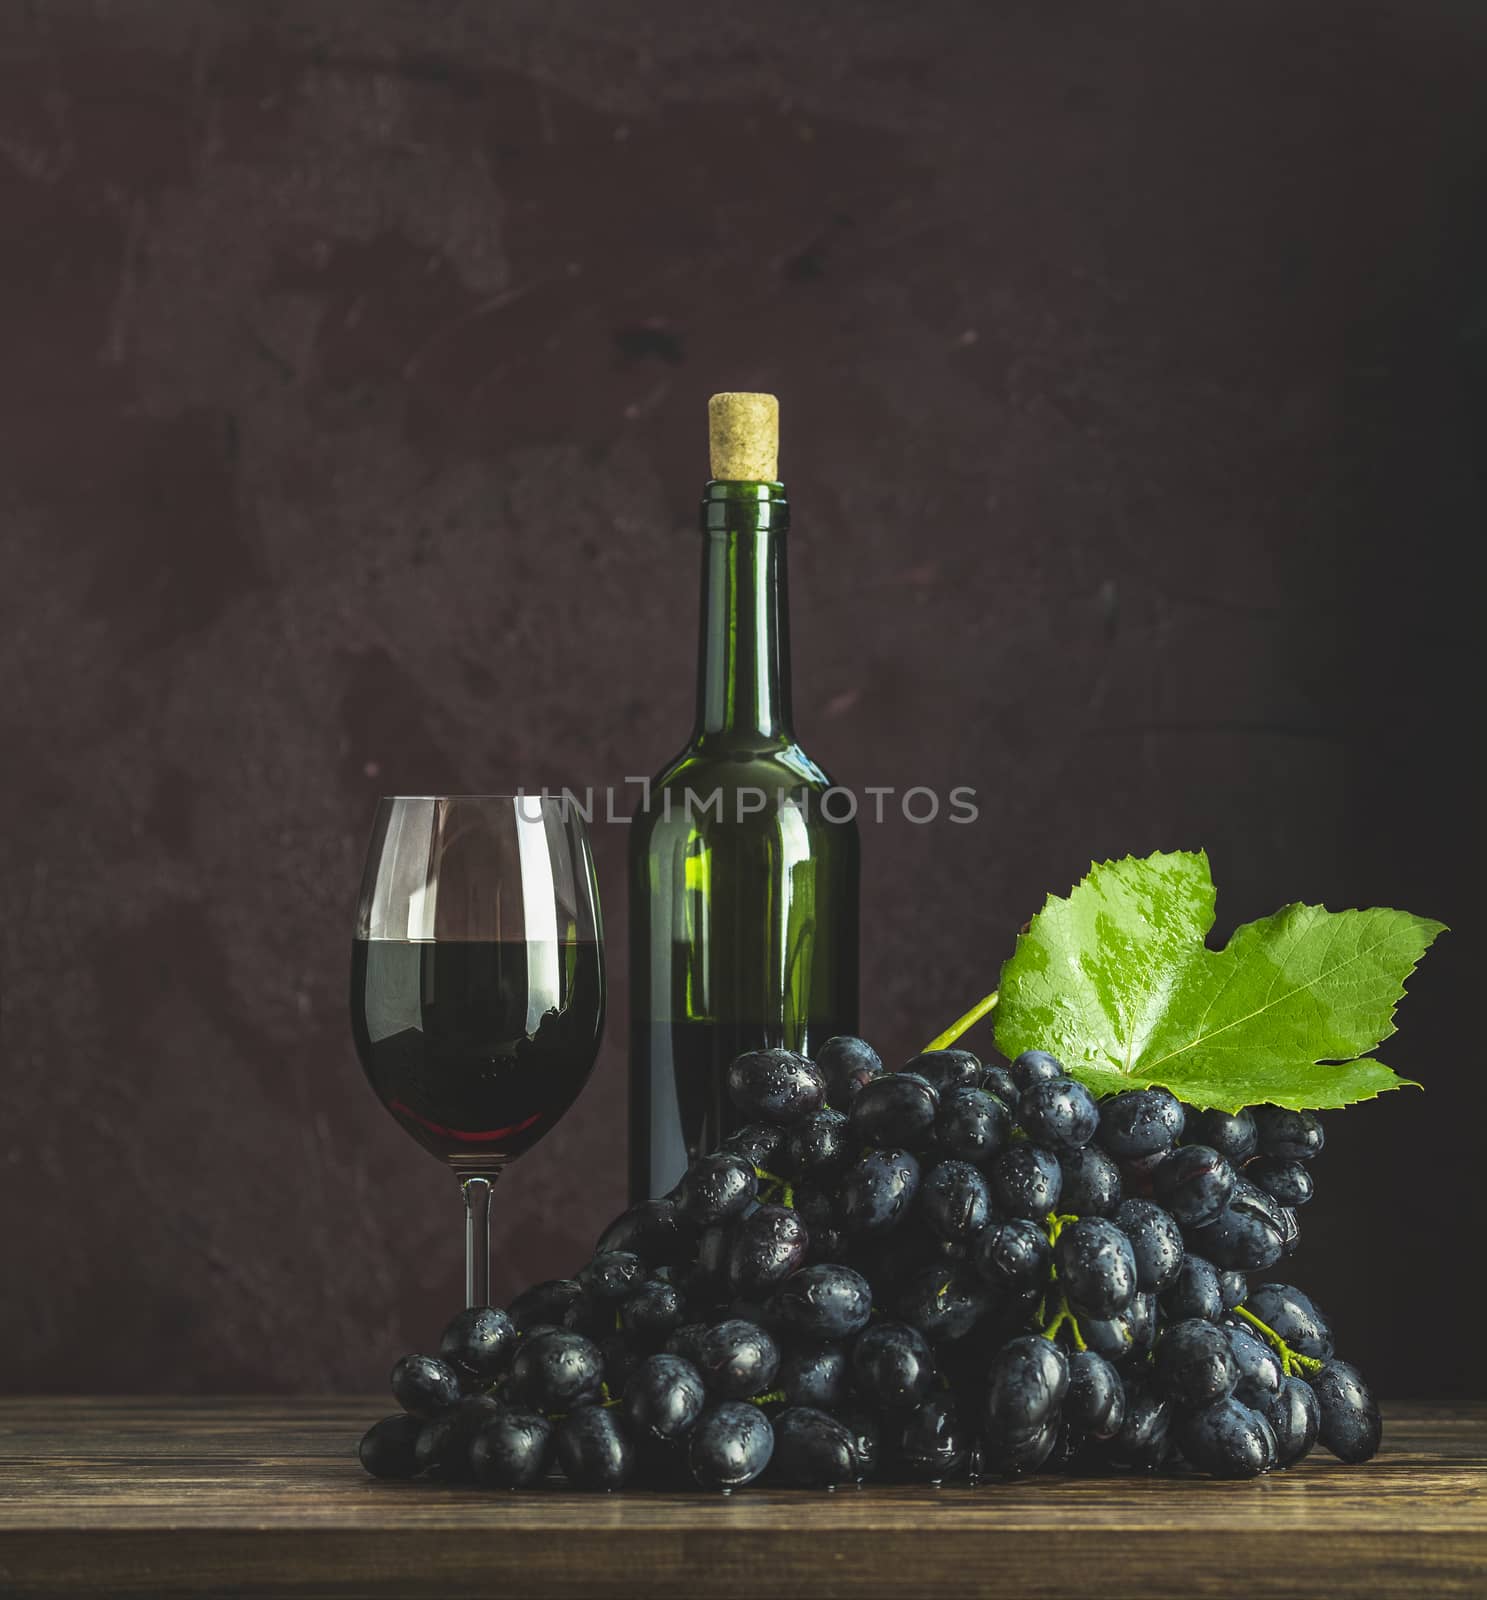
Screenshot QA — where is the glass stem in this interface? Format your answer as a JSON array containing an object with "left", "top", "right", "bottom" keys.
[{"left": 462, "top": 1175, "right": 498, "bottom": 1308}]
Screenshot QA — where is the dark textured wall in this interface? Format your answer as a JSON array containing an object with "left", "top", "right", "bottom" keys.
[{"left": 0, "top": 1, "right": 1480, "bottom": 1397}]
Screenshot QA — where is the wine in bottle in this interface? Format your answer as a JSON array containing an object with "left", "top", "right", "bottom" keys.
[{"left": 628, "top": 393, "right": 860, "bottom": 1200}]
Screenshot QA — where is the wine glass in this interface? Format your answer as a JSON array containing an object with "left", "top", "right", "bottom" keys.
[{"left": 350, "top": 794, "right": 605, "bottom": 1307}]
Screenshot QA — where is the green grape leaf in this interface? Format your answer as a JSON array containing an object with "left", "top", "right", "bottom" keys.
[{"left": 992, "top": 850, "right": 1445, "bottom": 1112}]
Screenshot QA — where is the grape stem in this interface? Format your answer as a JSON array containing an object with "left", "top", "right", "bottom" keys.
[
  {"left": 1233, "top": 1304, "right": 1326, "bottom": 1377},
  {"left": 1038, "top": 1213, "right": 1087, "bottom": 1351},
  {"left": 1041, "top": 1293, "right": 1088, "bottom": 1352},
  {"left": 753, "top": 1166, "right": 795, "bottom": 1209},
  {"left": 924, "top": 990, "right": 999, "bottom": 1052}
]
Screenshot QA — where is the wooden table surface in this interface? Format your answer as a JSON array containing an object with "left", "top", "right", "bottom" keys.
[{"left": 0, "top": 1398, "right": 1483, "bottom": 1597}]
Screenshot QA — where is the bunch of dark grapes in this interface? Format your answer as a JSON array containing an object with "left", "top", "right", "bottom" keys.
[{"left": 359, "top": 1040, "right": 1381, "bottom": 1490}]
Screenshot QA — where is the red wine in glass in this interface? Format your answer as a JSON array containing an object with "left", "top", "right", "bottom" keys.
[{"left": 349, "top": 795, "right": 605, "bottom": 1305}]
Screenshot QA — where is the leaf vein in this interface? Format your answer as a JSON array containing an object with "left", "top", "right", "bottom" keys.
[{"left": 1141, "top": 925, "right": 1408, "bottom": 1072}]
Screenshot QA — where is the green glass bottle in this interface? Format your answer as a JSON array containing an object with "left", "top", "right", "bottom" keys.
[{"left": 628, "top": 394, "right": 860, "bottom": 1200}]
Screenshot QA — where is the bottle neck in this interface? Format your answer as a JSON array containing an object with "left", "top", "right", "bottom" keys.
[{"left": 693, "top": 480, "right": 793, "bottom": 748}]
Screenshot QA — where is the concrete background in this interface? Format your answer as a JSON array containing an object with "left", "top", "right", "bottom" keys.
[{"left": 0, "top": 0, "right": 1480, "bottom": 1395}]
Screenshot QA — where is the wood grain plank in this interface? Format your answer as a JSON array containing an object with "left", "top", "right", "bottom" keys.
[{"left": 0, "top": 1400, "right": 1482, "bottom": 1597}]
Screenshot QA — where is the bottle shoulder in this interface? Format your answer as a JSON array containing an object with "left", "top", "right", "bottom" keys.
[
  {"left": 648, "top": 739, "right": 836, "bottom": 793},
  {"left": 628, "top": 740, "right": 857, "bottom": 857}
]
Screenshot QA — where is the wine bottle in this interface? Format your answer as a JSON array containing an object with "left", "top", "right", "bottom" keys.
[{"left": 628, "top": 393, "right": 860, "bottom": 1200}]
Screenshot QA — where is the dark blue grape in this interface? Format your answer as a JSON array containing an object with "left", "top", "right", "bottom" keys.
[
  {"left": 973, "top": 1218, "right": 1052, "bottom": 1292},
  {"left": 1096, "top": 1088, "right": 1185, "bottom": 1159},
  {"left": 1059, "top": 1146, "right": 1122, "bottom": 1216},
  {"left": 358, "top": 1413, "right": 423, "bottom": 1479},
  {"left": 1114, "top": 1148, "right": 1170, "bottom": 1192},
  {"left": 507, "top": 1277, "right": 597, "bottom": 1334},
  {"left": 919, "top": 1159, "right": 992, "bottom": 1241},
  {"left": 1266, "top": 1376, "right": 1320, "bottom": 1466},
  {"left": 1248, "top": 1156, "right": 1315, "bottom": 1207},
  {"left": 1152, "top": 1144, "right": 1234, "bottom": 1228},
  {"left": 389, "top": 1353, "right": 461, "bottom": 1419},
  {"left": 837, "top": 1148, "right": 921, "bottom": 1234},
  {"left": 895, "top": 1263, "right": 991, "bottom": 1342},
  {"left": 1253, "top": 1107, "right": 1325, "bottom": 1161},
  {"left": 1233, "top": 1173, "right": 1286, "bottom": 1225},
  {"left": 779, "top": 1342, "right": 848, "bottom": 1409},
  {"left": 1184, "top": 1107, "right": 1258, "bottom": 1164},
  {"left": 1010, "top": 1050, "right": 1065, "bottom": 1091},
  {"left": 770, "top": 1263, "right": 873, "bottom": 1341},
  {"left": 470, "top": 1409, "right": 553, "bottom": 1489},
  {"left": 1152, "top": 1319, "right": 1239, "bottom": 1409},
  {"left": 979, "top": 1063, "right": 1020, "bottom": 1109},
  {"left": 935, "top": 1086, "right": 1010, "bottom": 1164},
  {"left": 694, "top": 1318, "right": 780, "bottom": 1399},
  {"left": 438, "top": 1306, "right": 517, "bottom": 1380},
  {"left": 782, "top": 1109, "right": 851, "bottom": 1182},
  {"left": 1065, "top": 1350, "right": 1126, "bottom": 1439},
  {"left": 623, "top": 1353, "right": 706, "bottom": 1442},
  {"left": 688, "top": 1402, "right": 774, "bottom": 1490},
  {"left": 1114, "top": 1198, "right": 1184, "bottom": 1292},
  {"left": 1218, "top": 1270, "right": 1248, "bottom": 1311},
  {"left": 851, "top": 1322, "right": 935, "bottom": 1411},
  {"left": 1081, "top": 1309, "right": 1137, "bottom": 1365},
  {"left": 510, "top": 1330, "right": 605, "bottom": 1411},
  {"left": 1040, "top": 1418, "right": 1089, "bottom": 1474},
  {"left": 726, "top": 1203, "right": 809, "bottom": 1295},
  {"left": 673, "top": 1153, "right": 759, "bottom": 1227},
  {"left": 1055, "top": 1217, "right": 1138, "bottom": 1319},
  {"left": 577, "top": 1252, "right": 649, "bottom": 1304},
  {"left": 1178, "top": 1397, "right": 1277, "bottom": 1478},
  {"left": 1124, "top": 1291, "right": 1159, "bottom": 1358},
  {"left": 1312, "top": 1361, "right": 1381, "bottom": 1462},
  {"left": 595, "top": 1201, "right": 693, "bottom": 1268},
  {"left": 1020, "top": 1077, "right": 1099, "bottom": 1150},
  {"left": 556, "top": 1406, "right": 634, "bottom": 1490},
  {"left": 902, "top": 1049, "right": 982, "bottom": 1094},
  {"left": 618, "top": 1279, "right": 687, "bottom": 1346},
  {"left": 981, "top": 1417, "right": 1059, "bottom": 1475},
  {"left": 413, "top": 1395, "right": 502, "bottom": 1482},
  {"left": 985, "top": 1335, "right": 1069, "bottom": 1436},
  {"left": 1243, "top": 1283, "right": 1334, "bottom": 1360},
  {"left": 837, "top": 1407, "right": 881, "bottom": 1481},
  {"left": 849, "top": 1073, "right": 940, "bottom": 1151},
  {"left": 1278, "top": 1206, "right": 1301, "bottom": 1256},
  {"left": 989, "top": 1143, "right": 1063, "bottom": 1219},
  {"left": 897, "top": 1395, "right": 968, "bottom": 1481},
  {"left": 1105, "top": 1376, "right": 1173, "bottom": 1469},
  {"left": 814, "top": 1036, "right": 884, "bottom": 1109},
  {"left": 771, "top": 1407, "right": 860, "bottom": 1487},
  {"left": 1224, "top": 1322, "right": 1283, "bottom": 1408},
  {"left": 726, "top": 1048, "right": 827, "bottom": 1126},
  {"left": 794, "top": 1183, "right": 847, "bottom": 1264},
  {"left": 1189, "top": 1179, "right": 1288, "bottom": 1270},
  {"left": 1161, "top": 1255, "right": 1224, "bottom": 1322},
  {"left": 720, "top": 1123, "right": 785, "bottom": 1170}
]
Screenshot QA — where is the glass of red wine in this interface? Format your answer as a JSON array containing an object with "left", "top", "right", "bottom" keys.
[{"left": 350, "top": 794, "right": 605, "bottom": 1306}]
